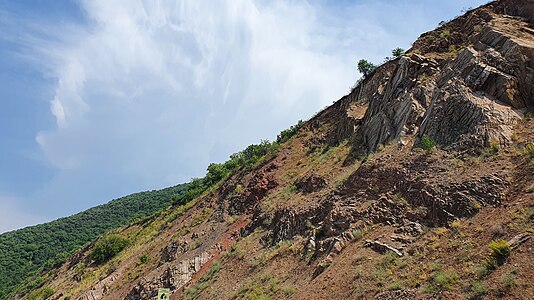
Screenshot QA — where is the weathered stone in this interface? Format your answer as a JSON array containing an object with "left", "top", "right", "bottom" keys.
[
  {"left": 295, "top": 174, "right": 328, "bottom": 194},
  {"left": 364, "top": 240, "right": 403, "bottom": 257},
  {"left": 508, "top": 233, "right": 531, "bottom": 249},
  {"left": 125, "top": 252, "right": 211, "bottom": 300},
  {"left": 374, "top": 289, "right": 418, "bottom": 300},
  {"left": 227, "top": 168, "right": 278, "bottom": 214},
  {"left": 160, "top": 240, "right": 189, "bottom": 264}
]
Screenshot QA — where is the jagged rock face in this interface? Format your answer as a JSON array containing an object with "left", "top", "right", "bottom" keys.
[
  {"left": 339, "top": 160, "right": 508, "bottom": 226},
  {"left": 258, "top": 206, "right": 328, "bottom": 246},
  {"left": 125, "top": 252, "right": 211, "bottom": 300},
  {"left": 351, "top": 4, "right": 534, "bottom": 152},
  {"left": 159, "top": 240, "right": 190, "bottom": 264},
  {"left": 359, "top": 54, "right": 435, "bottom": 151},
  {"left": 226, "top": 164, "right": 278, "bottom": 215},
  {"left": 76, "top": 274, "right": 118, "bottom": 300},
  {"left": 494, "top": 0, "right": 534, "bottom": 23},
  {"left": 295, "top": 174, "right": 327, "bottom": 194}
]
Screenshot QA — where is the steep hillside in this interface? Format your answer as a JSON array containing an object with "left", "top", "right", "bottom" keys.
[
  {"left": 0, "top": 183, "right": 189, "bottom": 299},
  {"left": 19, "top": 0, "right": 534, "bottom": 299}
]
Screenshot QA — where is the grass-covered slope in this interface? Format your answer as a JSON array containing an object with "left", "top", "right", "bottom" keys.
[
  {"left": 4, "top": 120, "right": 306, "bottom": 300},
  {"left": 0, "top": 183, "right": 189, "bottom": 299}
]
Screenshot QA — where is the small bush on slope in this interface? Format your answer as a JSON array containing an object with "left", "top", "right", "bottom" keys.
[
  {"left": 420, "top": 135, "right": 437, "bottom": 151},
  {"left": 91, "top": 234, "right": 129, "bottom": 264},
  {"left": 489, "top": 239, "right": 511, "bottom": 264}
]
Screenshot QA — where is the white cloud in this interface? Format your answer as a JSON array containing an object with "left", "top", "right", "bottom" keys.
[
  {"left": 33, "top": 0, "right": 359, "bottom": 207},
  {"left": 13, "top": 0, "right": 488, "bottom": 218}
]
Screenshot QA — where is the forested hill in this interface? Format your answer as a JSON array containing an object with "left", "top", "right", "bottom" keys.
[{"left": 0, "top": 183, "right": 189, "bottom": 299}]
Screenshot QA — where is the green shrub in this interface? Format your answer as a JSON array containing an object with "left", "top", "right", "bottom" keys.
[
  {"left": 283, "top": 184, "right": 297, "bottom": 197},
  {"left": 391, "top": 48, "right": 405, "bottom": 58},
  {"left": 439, "top": 29, "right": 451, "bottom": 39},
  {"left": 380, "top": 251, "right": 399, "bottom": 269},
  {"left": 391, "top": 194, "right": 408, "bottom": 206},
  {"left": 171, "top": 194, "right": 181, "bottom": 205},
  {"left": 489, "top": 240, "right": 510, "bottom": 264},
  {"left": 502, "top": 272, "right": 517, "bottom": 288},
  {"left": 389, "top": 280, "right": 403, "bottom": 291},
  {"left": 42, "top": 287, "right": 55, "bottom": 299},
  {"left": 483, "top": 258, "right": 497, "bottom": 274},
  {"left": 524, "top": 143, "right": 534, "bottom": 157},
  {"left": 139, "top": 255, "right": 148, "bottom": 264},
  {"left": 470, "top": 282, "right": 488, "bottom": 298},
  {"left": 352, "top": 229, "right": 364, "bottom": 240},
  {"left": 420, "top": 135, "right": 437, "bottom": 151},
  {"left": 91, "top": 234, "right": 129, "bottom": 264},
  {"left": 28, "top": 287, "right": 55, "bottom": 300},
  {"left": 434, "top": 270, "right": 457, "bottom": 290},
  {"left": 276, "top": 120, "right": 304, "bottom": 144},
  {"left": 424, "top": 269, "right": 458, "bottom": 292},
  {"left": 448, "top": 45, "right": 458, "bottom": 57},
  {"left": 281, "top": 285, "right": 296, "bottom": 297},
  {"left": 358, "top": 59, "right": 378, "bottom": 78}
]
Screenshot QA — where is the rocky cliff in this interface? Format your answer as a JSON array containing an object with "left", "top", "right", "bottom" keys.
[{"left": 20, "top": 1, "right": 534, "bottom": 299}]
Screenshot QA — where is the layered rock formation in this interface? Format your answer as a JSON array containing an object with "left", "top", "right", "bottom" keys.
[{"left": 355, "top": 0, "right": 533, "bottom": 151}]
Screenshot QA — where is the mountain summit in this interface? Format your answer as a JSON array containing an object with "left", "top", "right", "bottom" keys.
[{"left": 13, "top": 0, "right": 534, "bottom": 299}]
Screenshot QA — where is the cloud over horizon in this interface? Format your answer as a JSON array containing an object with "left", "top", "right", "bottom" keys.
[{"left": 32, "top": 0, "right": 361, "bottom": 214}]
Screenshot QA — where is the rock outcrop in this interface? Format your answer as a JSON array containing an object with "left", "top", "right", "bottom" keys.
[
  {"left": 295, "top": 174, "right": 327, "bottom": 194},
  {"left": 125, "top": 252, "right": 211, "bottom": 300},
  {"left": 329, "top": 0, "right": 534, "bottom": 152}
]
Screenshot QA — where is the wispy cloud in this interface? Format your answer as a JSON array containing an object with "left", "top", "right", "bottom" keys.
[{"left": 32, "top": 0, "right": 361, "bottom": 211}]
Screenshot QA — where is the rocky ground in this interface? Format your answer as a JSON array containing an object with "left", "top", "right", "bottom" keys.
[{"left": 20, "top": 1, "right": 534, "bottom": 299}]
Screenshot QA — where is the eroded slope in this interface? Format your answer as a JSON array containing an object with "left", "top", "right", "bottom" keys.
[{"left": 22, "top": 1, "right": 534, "bottom": 299}]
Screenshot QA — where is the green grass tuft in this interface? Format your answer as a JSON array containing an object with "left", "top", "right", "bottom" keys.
[
  {"left": 420, "top": 135, "right": 437, "bottom": 151},
  {"left": 489, "top": 240, "right": 510, "bottom": 264}
]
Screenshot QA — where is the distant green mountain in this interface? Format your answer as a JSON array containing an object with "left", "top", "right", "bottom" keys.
[{"left": 0, "top": 183, "right": 189, "bottom": 299}]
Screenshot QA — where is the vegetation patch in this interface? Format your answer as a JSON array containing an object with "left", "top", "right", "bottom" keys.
[
  {"left": 256, "top": 240, "right": 296, "bottom": 265},
  {"left": 352, "top": 229, "right": 364, "bottom": 240},
  {"left": 27, "top": 286, "right": 54, "bottom": 300},
  {"left": 139, "top": 254, "right": 148, "bottom": 264},
  {"left": 523, "top": 143, "right": 534, "bottom": 157},
  {"left": 439, "top": 29, "right": 451, "bottom": 39},
  {"left": 357, "top": 59, "right": 377, "bottom": 78},
  {"left": 450, "top": 220, "right": 467, "bottom": 236},
  {"left": 489, "top": 239, "right": 511, "bottom": 264},
  {"left": 420, "top": 135, "right": 437, "bottom": 151},
  {"left": 276, "top": 120, "right": 304, "bottom": 144},
  {"left": 0, "top": 183, "right": 189, "bottom": 299},
  {"left": 231, "top": 273, "right": 294, "bottom": 300},
  {"left": 422, "top": 268, "right": 458, "bottom": 293},
  {"left": 91, "top": 234, "right": 130, "bottom": 264},
  {"left": 469, "top": 282, "right": 488, "bottom": 299}
]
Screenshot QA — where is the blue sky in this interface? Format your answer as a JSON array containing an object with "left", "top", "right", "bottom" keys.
[{"left": 0, "top": 0, "right": 488, "bottom": 233}]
